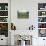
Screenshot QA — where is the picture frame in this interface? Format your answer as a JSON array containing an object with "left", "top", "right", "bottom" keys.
[{"left": 17, "top": 11, "right": 29, "bottom": 19}]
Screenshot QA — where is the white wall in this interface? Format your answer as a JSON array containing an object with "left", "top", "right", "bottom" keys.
[
  {"left": 11, "top": 0, "right": 46, "bottom": 46},
  {"left": 11, "top": 0, "right": 38, "bottom": 45},
  {"left": 11, "top": 0, "right": 38, "bottom": 30}
]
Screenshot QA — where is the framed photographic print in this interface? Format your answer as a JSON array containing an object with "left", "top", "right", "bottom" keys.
[{"left": 17, "top": 11, "right": 29, "bottom": 19}]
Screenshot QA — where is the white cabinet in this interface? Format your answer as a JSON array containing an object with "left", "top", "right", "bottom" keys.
[
  {"left": 38, "top": 37, "right": 46, "bottom": 46},
  {"left": 0, "top": 0, "right": 11, "bottom": 45},
  {"left": 0, "top": 0, "right": 8, "bottom": 45},
  {"left": 0, "top": 35, "right": 8, "bottom": 45}
]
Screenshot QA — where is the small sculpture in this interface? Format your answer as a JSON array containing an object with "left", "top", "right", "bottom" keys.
[
  {"left": 11, "top": 23, "right": 16, "bottom": 30},
  {"left": 29, "top": 25, "right": 35, "bottom": 30}
]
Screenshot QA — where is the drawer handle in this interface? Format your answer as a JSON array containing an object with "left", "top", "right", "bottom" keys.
[
  {"left": 43, "top": 39, "right": 45, "bottom": 40},
  {"left": 1, "top": 39, "right": 3, "bottom": 40}
]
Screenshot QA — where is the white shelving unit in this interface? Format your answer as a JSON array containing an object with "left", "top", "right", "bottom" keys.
[
  {"left": 0, "top": 3, "right": 8, "bottom": 35},
  {"left": 0, "top": 3, "right": 9, "bottom": 45},
  {"left": 38, "top": 3, "right": 46, "bottom": 37}
]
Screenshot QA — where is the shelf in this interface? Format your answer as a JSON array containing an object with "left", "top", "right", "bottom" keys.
[
  {"left": 0, "top": 10, "right": 8, "bottom": 11},
  {"left": 38, "top": 10, "right": 46, "bottom": 11},
  {"left": 38, "top": 37, "right": 46, "bottom": 39},
  {"left": 0, "top": 16, "right": 8, "bottom": 17},
  {"left": 38, "top": 15, "right": 46, "bottom": 17},
  {"left": 0, "top": 22, "right": 8, "bottom": 23},
  {"left": 38, "top": 22, "right": 46, "bottom": 23},
  {"left": 38, "top": 28, "right": 46, "bottom": 29}
]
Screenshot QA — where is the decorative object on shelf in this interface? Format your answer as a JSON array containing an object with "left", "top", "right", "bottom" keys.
[
  {"left": 0, "top": 23, "right": 8, "bottom": 30},
  {"left": 0, "top": 11, "right": 8, "bottom": 16},
  {"left": 38, "top": 17, "right": 46, "bottom": 22},
  {"left": 38, "top": 23, "right": 46, "bottom": 28},
  {"left": 38, "top": 11, "right": 46, "bottom": 16},
  {"left": 42, "top": 12, "right": 45, "bottom": 15},
  {"left": 42, "top": 11, "right": 46, "bottom": 16},
  {"left": 0, "top": 17, "right": 8, "bottom": 22},
  {"left": 38, "top": 3, "right": 46, "bottom": 10},
  {"left": 17, "top": 10, "right": 29, "bottom": 19},
  {"left": 0, "top": 6, "right": 1, "bottom": 10},
  {"left": 11, "top": 23, "right": 16, "bottom": 30},
  {"left": 0, "top": 23, "right": 8, "bottom": 37},
  {"left": 38, "top": 17, "right": 42, "bottom": 22},
  {"left": 5, "top": 6, "right": 8, "bottom": 10},
  {"left": 29, "top": 25, "right": 35, "bottom": 30},
  {"left": 40, "top": 8, "right": 44, "bottom": 10},
  {"left": 0, "top": 3, "right": 8, "bottom": 10},
  {"left": 45, "top": 6, "right": 46, "bottom": 9},
  {"left": 38, "top": 29, "right": 46, "bottom": 37}
]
